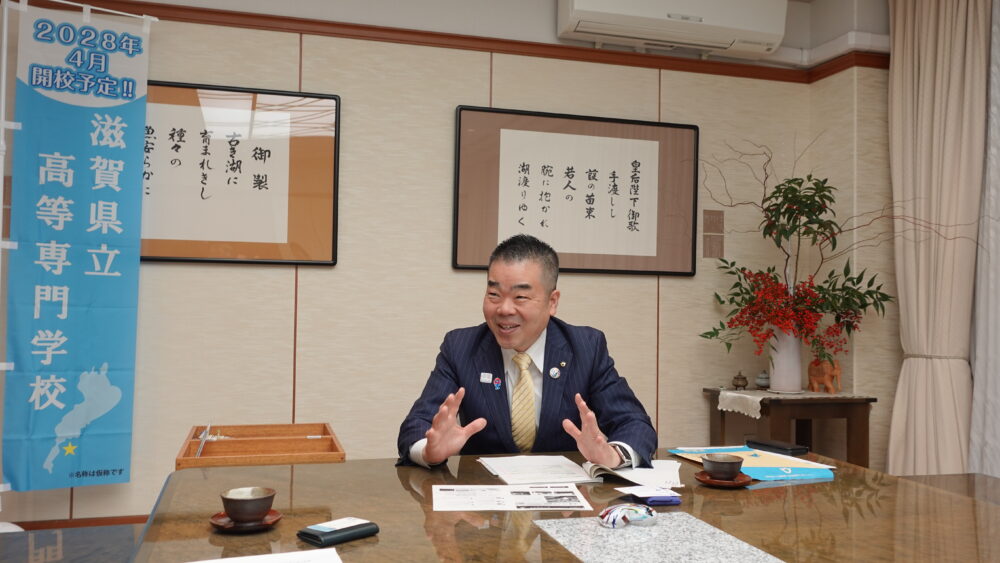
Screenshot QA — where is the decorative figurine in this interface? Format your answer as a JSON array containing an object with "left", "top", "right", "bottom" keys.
[
  {"left": 732, "top": 370, "right": 748, "bottom": 390},
  {"left": 808, "top": 360, "right": 842, "bottom": 393},
  {"left": 755, "top": 369, "right": 770, "bottom": 390}
]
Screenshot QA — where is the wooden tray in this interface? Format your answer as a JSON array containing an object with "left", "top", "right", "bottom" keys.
[{"left": 175, "top": 423, "right": 345, "bottom": 469}]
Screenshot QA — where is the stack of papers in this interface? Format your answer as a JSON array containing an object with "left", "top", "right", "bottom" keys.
[
  {"left": 668, "top": 446, "right": 835, "bottom": 481},
  {"left": 615, "top": 485, "right": 681, "bottom": 499},
  {"left": 433, "top": 455, "right": 686, "bottom": 512},
  {"left": 478, "top": 455, "right": 600, "bottom": 485},
  {"left": 581, "top": 459, "right": 683, "bottom": 488}
]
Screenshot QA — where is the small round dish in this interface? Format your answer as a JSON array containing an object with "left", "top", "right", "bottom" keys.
[
  {"left": 694, "top": 470, "right": 752, "bottom": 488},
  {"left": 210, "top": 509, "right": 283, "bottom": 533}
]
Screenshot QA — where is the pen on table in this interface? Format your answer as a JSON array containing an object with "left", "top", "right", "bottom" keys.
[{"left": 195, "top": 424, "right": 211, "bottom": 458}]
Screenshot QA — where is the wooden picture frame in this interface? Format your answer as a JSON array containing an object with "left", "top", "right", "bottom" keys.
[
  {"left": 453, "top": 106, "right": 698, "bottom": 275},
  {"left": 140, "top": 81, "right": 339, "bottom": 264}
]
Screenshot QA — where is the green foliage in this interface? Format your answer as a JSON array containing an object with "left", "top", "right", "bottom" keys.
[
  {"left": 815, "top": 264, "right": 893, "bottom": 333},
  {"left": 761, "top": 175, "right": 842, "bottom": 251}
]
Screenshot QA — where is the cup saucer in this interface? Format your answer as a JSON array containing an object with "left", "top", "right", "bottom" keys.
[
  {"left": 694, "top": 471, "right": 752, "bottom": 488},
  {"left": 210, "top": 509, "right": 283, "bottom": 533}
]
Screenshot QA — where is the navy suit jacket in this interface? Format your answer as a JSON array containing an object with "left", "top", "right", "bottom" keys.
[{"left": 397, "top": 317, "right": 657, "bottom": 466}]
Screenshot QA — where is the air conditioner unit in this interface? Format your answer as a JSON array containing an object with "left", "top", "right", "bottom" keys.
[{"left": 557, "top": 0, "right": 788, "bottom": 60}]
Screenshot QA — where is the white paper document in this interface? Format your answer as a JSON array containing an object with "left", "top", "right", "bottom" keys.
[
  {"left": 432, "top": 484, "right": 593, "bottom": 512},
  {"left": 190, "top": 550, "right": 342, "bottom": 562},
  {"left": 614, "top": 485, "right": 681, "bottom": 498},
  {"left": 478, "top": 455, "right": 600, "bottom": 485}
]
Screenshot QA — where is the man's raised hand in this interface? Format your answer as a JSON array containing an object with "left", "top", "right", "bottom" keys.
[
  {"left": 561, "top": 393, "right": 621, "bottom": 467},
  {"left": 423, "top": 387, "right": 487, "bottom": 465}
]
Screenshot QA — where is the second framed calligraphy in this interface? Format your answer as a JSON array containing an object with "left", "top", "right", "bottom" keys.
[{"left": 453, "top": 106, "right": 697, "bottom": 275}]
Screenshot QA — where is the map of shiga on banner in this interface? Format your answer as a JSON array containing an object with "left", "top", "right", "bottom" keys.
[
  {"left": 40, "top": 363, "right": 122, "bottom": 473},
  {"left": 3, "top": 4, "right": 150, "bottom": 491}
]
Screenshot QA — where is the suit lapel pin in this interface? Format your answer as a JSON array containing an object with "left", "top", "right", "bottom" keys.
[
  {"left": 559, "top": 361, "right": 566, "bottom": 367},
  {"left": 480, "top": 372, "right": 492, "bottom": 383},
  {"left": 549, "top": 367, "right": 561, "bottom": 379},
  {"left": 493, "top": 377, "right": 502, "bottom": 390}
]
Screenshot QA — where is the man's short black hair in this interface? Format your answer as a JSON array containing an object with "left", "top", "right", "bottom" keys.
[{"left": 488, "top": 234, "right": 559, "bottom": 292}]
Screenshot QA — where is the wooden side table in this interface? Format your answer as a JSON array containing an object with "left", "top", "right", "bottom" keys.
[{"left": 702, "top": 387, "right": 877, "bottom": 467}]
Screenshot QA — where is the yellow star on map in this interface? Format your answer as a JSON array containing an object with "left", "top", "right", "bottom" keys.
[{"left": 62, "top": 442, "right": 77, "bottom": 455}]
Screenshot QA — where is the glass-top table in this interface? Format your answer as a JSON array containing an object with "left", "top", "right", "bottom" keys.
[{"left": 133, "top": 449, "right": 1000, "bottom": 561}]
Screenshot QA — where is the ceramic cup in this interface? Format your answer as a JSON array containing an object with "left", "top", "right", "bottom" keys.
[
  {"left": 702, "top": 453, "right": 743, "bottom": 481},
  {"left": 220, "top": 486, "right": 276, "bottom": 523}
]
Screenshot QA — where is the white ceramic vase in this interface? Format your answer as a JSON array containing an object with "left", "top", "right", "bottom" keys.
[{"left": 769, "top": 328, "right": 803, "bottom": 392}]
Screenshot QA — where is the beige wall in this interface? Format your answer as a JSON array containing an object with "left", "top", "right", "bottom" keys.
[{"left": 0, "top": 18, "right": 899, "bottom": 521}]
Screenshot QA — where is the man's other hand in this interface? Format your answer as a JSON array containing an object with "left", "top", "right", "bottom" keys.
[{"left": 561, "top": 393, "right": 622, "bottom": 467}]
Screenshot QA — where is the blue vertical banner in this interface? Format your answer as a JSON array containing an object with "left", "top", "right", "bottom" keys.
[{"left": 3, "top": 4, "right": 150, "bottom": 491}]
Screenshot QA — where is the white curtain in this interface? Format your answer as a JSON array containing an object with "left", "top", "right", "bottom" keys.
[
  {"left": 970, "top": 0, "right": 1000, "bottom": 477},
  {"left": 887, "top": 0, "right": 990, "bottom": 475}
]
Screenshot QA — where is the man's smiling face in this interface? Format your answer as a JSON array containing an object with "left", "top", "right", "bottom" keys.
[{"left": 482, "top": 259, "right": 560, "bottom": 352}]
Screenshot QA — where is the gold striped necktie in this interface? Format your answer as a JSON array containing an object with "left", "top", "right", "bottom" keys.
[{"left": 510, "top": 352, "right": 536, "bottom": 453}]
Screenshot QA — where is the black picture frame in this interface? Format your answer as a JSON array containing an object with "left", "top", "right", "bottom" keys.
[{"left": 140, "top": 81, "right": 339, "bottom": 265}]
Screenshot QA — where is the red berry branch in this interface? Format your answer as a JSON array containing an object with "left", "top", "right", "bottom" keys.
[{"left": 700, "top": 174, "right": 893, "bottom": 365}]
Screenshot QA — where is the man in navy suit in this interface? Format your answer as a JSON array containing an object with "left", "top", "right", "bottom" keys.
[{"left": 397, "top": 234, "right": 656, "bottom": 468}]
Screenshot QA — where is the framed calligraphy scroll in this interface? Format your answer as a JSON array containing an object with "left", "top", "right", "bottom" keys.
[
  {"left": 453, "top": 106, "right": 697, "bottom": 275},
  {"left": 140, "top": 81, "right": 339, "bottom": 264}
]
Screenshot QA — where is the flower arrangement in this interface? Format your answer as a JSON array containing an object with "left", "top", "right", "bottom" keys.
[{"left": 700, "top": 174, "right": 893, "bottom": 365}]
